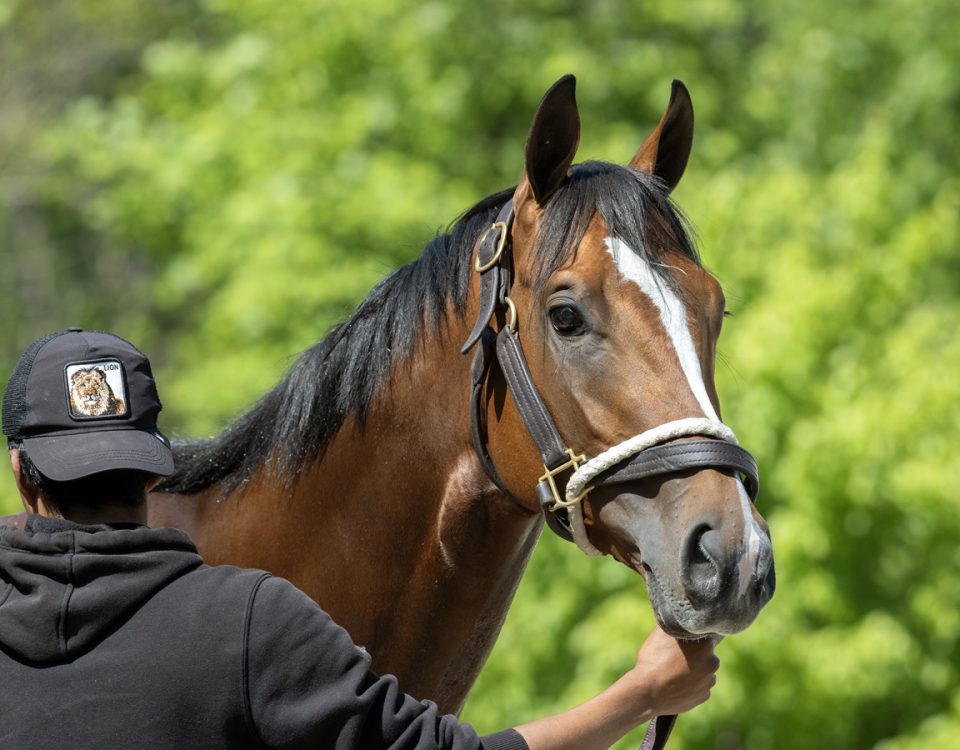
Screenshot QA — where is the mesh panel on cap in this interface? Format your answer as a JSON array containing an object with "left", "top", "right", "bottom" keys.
[{"left": 2, "top": 331, "right": 65, "bottom": 441}]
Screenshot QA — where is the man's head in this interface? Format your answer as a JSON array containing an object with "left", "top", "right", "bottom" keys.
[{"left": 2, "top": 328, "right": 174, "bottom": 519}]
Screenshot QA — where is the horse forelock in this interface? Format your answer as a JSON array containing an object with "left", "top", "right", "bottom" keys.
[{"left": 530, "top": 161, "right": 700, "bottom": 296}]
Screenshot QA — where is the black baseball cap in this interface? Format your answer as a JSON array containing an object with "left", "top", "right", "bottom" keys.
[{"left": 2, "top": 328, "right": 174, "bottom": 481}]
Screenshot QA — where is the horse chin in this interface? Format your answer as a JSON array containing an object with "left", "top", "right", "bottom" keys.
[{"left": 641, "top": 563, "right": 767, "bottom": 638}]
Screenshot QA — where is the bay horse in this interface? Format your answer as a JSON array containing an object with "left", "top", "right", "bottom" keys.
[{"left": 138, "top": 75, "right": 776, "bottom": 717}]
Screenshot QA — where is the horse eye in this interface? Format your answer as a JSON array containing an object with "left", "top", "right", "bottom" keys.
[{"left": 549, "top": 304, "right": 586, "bottom": 336}]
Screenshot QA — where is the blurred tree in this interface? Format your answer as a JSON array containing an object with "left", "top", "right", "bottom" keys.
[
  {"left": 0, "top": 0, "right": 215, "bottom": 352},
  {"left": 1, "top": 1, "right": 958, "bottom": 748}
]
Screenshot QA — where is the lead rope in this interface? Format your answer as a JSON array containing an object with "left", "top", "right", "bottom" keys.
[{"left": 641, "top": 714, "right": 677, "bottom": 750}]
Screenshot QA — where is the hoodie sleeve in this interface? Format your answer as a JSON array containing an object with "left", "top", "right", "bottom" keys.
[{"left": 243, "top": 576, "right": 528, "bottom": 750}]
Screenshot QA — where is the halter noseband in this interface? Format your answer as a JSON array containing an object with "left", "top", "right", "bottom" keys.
[{"left": 461, "top": 200, "right": 760, "bottom": 556}]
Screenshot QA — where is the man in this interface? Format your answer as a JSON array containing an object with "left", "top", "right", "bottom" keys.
[{"left": 0, "top": 328, "right": 720, "bottom": 749}]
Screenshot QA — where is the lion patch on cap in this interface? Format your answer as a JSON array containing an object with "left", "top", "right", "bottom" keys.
[{"left": 66, "top": 361, "right": 128, "bottom": 419}]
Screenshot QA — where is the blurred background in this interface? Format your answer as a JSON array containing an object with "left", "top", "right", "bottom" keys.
[{"left": 1, "top": 1, "right": 957, "bottom": 747}]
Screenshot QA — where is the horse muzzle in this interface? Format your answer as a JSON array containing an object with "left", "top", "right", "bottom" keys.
[
  {"left": 643, "top": 524, "right": 776, "bottom": 638},
  {"left": 597, "top": 472, "right": 776, "bottom": 638},
  {"left": 671, "top": 515, "right": 776, "bottom": 636}
]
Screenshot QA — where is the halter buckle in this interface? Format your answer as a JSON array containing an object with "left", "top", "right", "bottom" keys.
[
  {"left": 538, "top": 448, "right": 587, "bottom": 512},
  {"left": 474, "top": 221, "right": 509, "bottom": 272}
]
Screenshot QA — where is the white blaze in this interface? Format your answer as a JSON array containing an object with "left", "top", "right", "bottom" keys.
[
  {"left": 736, "top": 479, "right": 764, "bottom": 595},
  {"left": 605, "top": 237, "right": 764, "bottom": 569},
  {"left": 604, "top": 237, "right": 719, "bottom": 421}
]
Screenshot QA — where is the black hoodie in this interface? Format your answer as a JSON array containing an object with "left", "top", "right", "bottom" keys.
[{"left": 0, "top": 517, "right": 526, "bottom": 750}]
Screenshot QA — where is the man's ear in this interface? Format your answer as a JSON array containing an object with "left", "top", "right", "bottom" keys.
[{"left": 10, "top": 448, "right": 42, "bottom": 513}]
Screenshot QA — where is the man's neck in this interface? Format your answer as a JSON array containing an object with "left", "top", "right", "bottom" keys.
[{"left": 33, "top": 499, "right": 148, "bottom": 527}]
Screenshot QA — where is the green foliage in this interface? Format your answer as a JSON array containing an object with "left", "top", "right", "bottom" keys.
[{"left": 2, "top": 1, "right": 959, "bottom": 748}]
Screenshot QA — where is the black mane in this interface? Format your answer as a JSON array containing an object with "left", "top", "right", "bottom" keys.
[{"left": 158, "top": 163, "right": 698, "bottom": 495}]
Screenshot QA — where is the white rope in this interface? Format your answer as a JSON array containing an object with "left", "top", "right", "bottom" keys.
[
  {"left": 564, "top": 417, "right": 737, "bottom": 507},
  {"left": 558, "top": 417, "right": 739, "bottom": 557},
  {"left": 566, "top": 501, "right": 604, "bottom": 556}
]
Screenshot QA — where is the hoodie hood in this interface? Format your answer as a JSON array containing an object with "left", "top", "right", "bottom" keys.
[{"left": 0, "top": 516, "right": 202, "bottom": 663}]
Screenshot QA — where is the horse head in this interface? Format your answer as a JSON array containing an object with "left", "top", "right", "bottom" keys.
[{"left": 472, "top": 76, "right": 775, "bottom": 638}]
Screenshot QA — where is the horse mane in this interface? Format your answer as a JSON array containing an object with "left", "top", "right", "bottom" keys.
[{"left": 157, "top": 163, "right": 698, "bottom": 495}]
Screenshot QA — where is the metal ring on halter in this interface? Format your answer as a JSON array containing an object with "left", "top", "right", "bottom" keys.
[
  {"left": 474, "top": 221, "right": 509, "bottom": 272},
  {"left": 504, "top": 296, "right": 518, "bottom": 332}
]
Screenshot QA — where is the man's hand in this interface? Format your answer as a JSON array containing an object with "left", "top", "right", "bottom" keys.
[
  {"left": 628, "top": 625, "right": 721, "bottom": 721},
  {"left": 514, "top": 625, "right": 721, "bottom": 750}
]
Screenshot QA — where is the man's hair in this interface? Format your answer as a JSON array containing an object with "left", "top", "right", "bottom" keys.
[{"left": 11, "top": 441, "right": 154, "bottom": 516}]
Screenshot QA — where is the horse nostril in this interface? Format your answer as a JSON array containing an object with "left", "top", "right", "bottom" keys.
[
  {"left": 698, "top": 528, "right": 726, "bottom": 567},
  {"left": 681, "top": 524, "right": 722, "bottom": 604}
]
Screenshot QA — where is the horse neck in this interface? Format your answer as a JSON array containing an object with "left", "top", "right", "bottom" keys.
[{"left": 304, "top": 309, "right": 543, "bottom": 711}]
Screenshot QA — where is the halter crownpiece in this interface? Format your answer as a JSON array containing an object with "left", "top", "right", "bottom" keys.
[{"left": 463, "top": 203, "right": 760, "bottom": 556}]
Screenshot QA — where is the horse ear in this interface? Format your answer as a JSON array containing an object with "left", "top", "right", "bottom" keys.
[
  {"left": 629, "top": 80, "right": 694, "bottom": 193},
  {"left": 521, "top": 74, "right": 581, "bottom": 205}
]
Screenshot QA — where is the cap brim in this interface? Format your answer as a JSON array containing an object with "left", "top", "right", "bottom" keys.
[{"left": 22, "top": 429, "right": 175, "bottom": 482}]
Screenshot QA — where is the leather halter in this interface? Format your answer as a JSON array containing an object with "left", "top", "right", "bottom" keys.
[
  {"left": 461, "top": 201, "right": 760, "bottom": 750},
  {"left": 461, "top": 200, "right": 760, "bottom": 549}
]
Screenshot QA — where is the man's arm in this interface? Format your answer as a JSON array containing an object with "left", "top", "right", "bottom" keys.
[
  {"left": 247, "top": 576, "right": 718, "bottom": 750},
  {"left": 514, "top": 627, "right": 720, "bottom": 750}
]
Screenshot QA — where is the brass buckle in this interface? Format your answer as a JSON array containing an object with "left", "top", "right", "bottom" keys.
[
  {"left": 539, "top": 448, "right": 587, "bottom": 511},
  {"left": 474, "top": 221, "right": 508, "bottom": 272}
]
